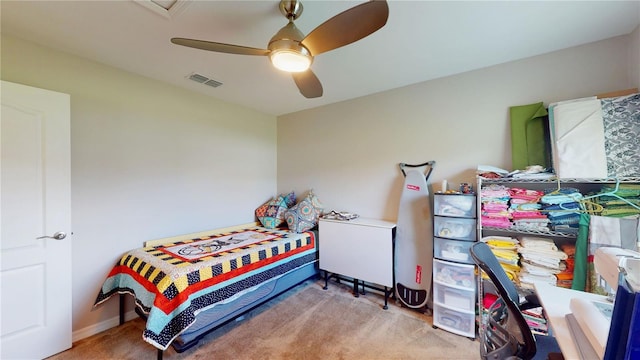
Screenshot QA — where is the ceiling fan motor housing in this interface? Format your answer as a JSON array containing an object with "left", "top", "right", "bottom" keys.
[
  {"left": 268, "top": 21, "right": 313, "bottom": 72},
  {"left": 279, "top": 0, "right": 303, "bottom": 20}
]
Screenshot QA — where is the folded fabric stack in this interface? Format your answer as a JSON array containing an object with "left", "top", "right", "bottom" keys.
[
  {"left": 590, "top": 184, "right": 640, "bottom": 217},
  {"left": 540, "top": 187, "right": 583, "bottom": 234},
  {"left": 509, "top": 187, "right": 548, "bottom": 231},
  {"left": 481, "top": 235, "right": 520, "bottom": 282},
  {"left": 517, "top": 236, "right": 568, "bottom": 289},
  {"left": 480, "top": 184, "right": 512, "bottom": 228},
  {"left": 556, "top": 243, "right": 575, "bottom": 288},
  {"left": 522, "top": 307, "right": 549, "bottom": 336}
]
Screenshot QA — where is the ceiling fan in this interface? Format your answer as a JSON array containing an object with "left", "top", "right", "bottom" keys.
[{"left": 171, "top": 0, "right": 389, "bottom": 99}]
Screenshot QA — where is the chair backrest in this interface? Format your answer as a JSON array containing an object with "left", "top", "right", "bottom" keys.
[{"left": 470, "top": 241, "right": 537, "bottom": 360}]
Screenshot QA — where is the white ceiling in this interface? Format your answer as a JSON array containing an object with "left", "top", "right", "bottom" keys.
[{"left": 2, "top": 1, "right": 639, "bottom": 116}]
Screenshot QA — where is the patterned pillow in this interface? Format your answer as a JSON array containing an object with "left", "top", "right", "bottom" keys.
[
  {"left": 285, "top": 191, "right": 324, "bottom": 233},
  {"left": 255, "top": 198, "right": 272, "bottom": 223},
  {"left": 306, "top": 190, "right": 324, "bottom": 213},
  {"left": 279, "top": 191, "right": 296, "bottom": 208},
  {"left": 256, "top": 196, "right": 288, "bottom": 229}
]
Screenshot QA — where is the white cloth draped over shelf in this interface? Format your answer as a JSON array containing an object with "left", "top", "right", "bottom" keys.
[
  {"left": 549, "top": 92, "right": 640, "bottom": 178},
  {"left": 549, "top": 97, "right": 607, "bottom": 178}
]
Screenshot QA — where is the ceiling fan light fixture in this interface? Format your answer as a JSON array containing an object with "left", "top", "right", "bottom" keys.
[
  {"left": 268, "top": 22, "right": 311, "bottom": 73},
  {"left": 270, "top": 49, "right": 311, "bottom": 72},
  {"left": 169, "top": 0, "right": 389, "bottom": 97}
]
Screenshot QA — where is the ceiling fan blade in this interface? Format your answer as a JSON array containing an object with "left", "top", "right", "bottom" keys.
[
  {"left": 301, "top": 0, "right": 388, "bottom": 56},
  {"left": 171, "top": 38, "right": 270, "bottom": 56},
  {"left": 292, "top": 70, "right": 323, "bottom": 98}
]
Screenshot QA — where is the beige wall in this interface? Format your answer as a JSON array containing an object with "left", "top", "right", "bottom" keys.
[
  {"left": 630, "top": 25, "right": 640, "bottom": 88},
  {"left": 277, "top": 35, "right": 633, "bottom": 221},
  {"left": 1, "top": 35, "right": 278, "bottom": 333},
  {"left": 1, "top": 29, "right": 636, "bottom": 340}
]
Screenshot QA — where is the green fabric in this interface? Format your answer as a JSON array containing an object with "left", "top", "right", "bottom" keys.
[
  {"left": 509, "top": 102, "right": 551, "bottom": 171},
  {"left": 572, "top": 213, "right": 590, "bottom": 291}
]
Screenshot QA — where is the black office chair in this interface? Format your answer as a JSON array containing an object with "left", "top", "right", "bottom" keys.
[{"left": 470, "top": 242, "right": 563, "bottom": 360}]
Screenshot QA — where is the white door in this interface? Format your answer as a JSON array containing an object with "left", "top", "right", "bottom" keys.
[{"left": 1, "top": 81, "right": 72, "bottom": 359}]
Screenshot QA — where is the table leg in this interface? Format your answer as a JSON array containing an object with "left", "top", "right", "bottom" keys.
[
  {"left": 353, "top": 278, "right": 359, "bottom": 297},
  {"left": 383, "top": 286, "right": 389, "bottom": 310},
  {"left": 323, "top": 270, "right": 329, "bottom": 290}
]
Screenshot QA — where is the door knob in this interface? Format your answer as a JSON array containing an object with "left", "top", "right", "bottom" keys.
[{"left": 36, "top": 231, "right": 67, "bottom": 240}]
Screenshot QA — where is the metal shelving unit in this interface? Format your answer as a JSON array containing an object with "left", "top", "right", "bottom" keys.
[{"left": 475, "top": 175, "right": 640, "bottom": 341}]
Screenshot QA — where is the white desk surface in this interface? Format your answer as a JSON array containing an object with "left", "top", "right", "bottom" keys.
[{"left": 533, "top": 282, "right": 609, "bottom": 360}]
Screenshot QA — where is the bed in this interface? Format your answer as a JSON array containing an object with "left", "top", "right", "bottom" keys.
[{"left": 94, "top": 222, "right": 319, "bottom": 359}]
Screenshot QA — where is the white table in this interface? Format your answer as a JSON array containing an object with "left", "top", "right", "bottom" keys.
[
  {"left": 533, "top": 282, "right": 609, "bottom": 359},
  {"left": 319, "top": 217, "right": 396, "bottom": 308}
]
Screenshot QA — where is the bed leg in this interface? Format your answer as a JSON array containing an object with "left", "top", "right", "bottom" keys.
[
  {"left": 119, "top": 294, "right": 125, "bottom": 325},
  {"left": 157, "top": 349, "right": 163, "bottom": 360}
]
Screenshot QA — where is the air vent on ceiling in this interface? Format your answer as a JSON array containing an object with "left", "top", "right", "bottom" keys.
[{"left": 188, "top": 73, "right": 223, "bottom": 88}]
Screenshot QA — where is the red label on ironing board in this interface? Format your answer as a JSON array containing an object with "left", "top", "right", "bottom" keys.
[
  {"left": 407, "top": 184, "right": 420, "bottom": 191},
  {"left": 416, "top": 265, "right": 422, "bottom": 284}
]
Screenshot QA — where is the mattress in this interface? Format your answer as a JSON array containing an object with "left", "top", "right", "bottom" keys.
[{"left": 94, "top": 226, "right": 317, "bottom": 350}]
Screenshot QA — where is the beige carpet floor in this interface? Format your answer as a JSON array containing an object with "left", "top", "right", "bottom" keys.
[{"left": 48, "top": 277, "right": 480, "bottom": 360}]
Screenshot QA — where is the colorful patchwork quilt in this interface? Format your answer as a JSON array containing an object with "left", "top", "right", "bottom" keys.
[{"left": 94, "top": 226, "right": 317, "bottom": 350}]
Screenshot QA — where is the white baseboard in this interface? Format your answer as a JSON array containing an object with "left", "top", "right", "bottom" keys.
[{"left": 72, "top": 310, "right": 137, "bottom": 342}]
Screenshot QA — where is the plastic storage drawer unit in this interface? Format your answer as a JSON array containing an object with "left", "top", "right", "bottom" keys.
[
  {"left": 433, "top": 259, "right": 475, "bottom": 289},
  {"left": 433, "top": 282, "right": 475, "bottom": 311},
  {"left": 433, "top": 216, "right": 476, "bottom": 241},
  {"left": 432, "top": 193, "right": 477, "bottom": 339},
  {"left": 434, "top": 237, "right": 474, "bottom": 264},
  {"left": 433, "top": 304, "right": 475, "bottom": 337},
  {"left": 434, "top": 194, "right": 477, "bottom": 218}
]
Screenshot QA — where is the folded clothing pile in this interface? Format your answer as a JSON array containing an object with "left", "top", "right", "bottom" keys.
[
  {"left": 522, "top": 307, "right": 549, "bottom": 335},
  {"left": 480, "top": 184, "right": 511, "bottom": 228},
  {"left": 517, "top": 236, "right": 568, "bottom": 289},
  {"left": 540, "top": 187, "right": 583, "bottom": 234},
  {"left": 509, "top": 187, "right": 548, "bottom": 231},
  {"left": 481, "top": 235, "right": 520, "bottom": 282},
  {"left": 556, "top": 243, "right": 575, "bottom": 288},
  {"left": 322, "top": 210, "right": 359, "bottom": 221},
  {"left": 590, "top": 184, "right": 640, "bottom": 217}
]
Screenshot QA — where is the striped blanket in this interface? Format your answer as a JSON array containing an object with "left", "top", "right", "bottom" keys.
[{"left": 94, "top": 226, "right": 316, "bottom": 350}]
